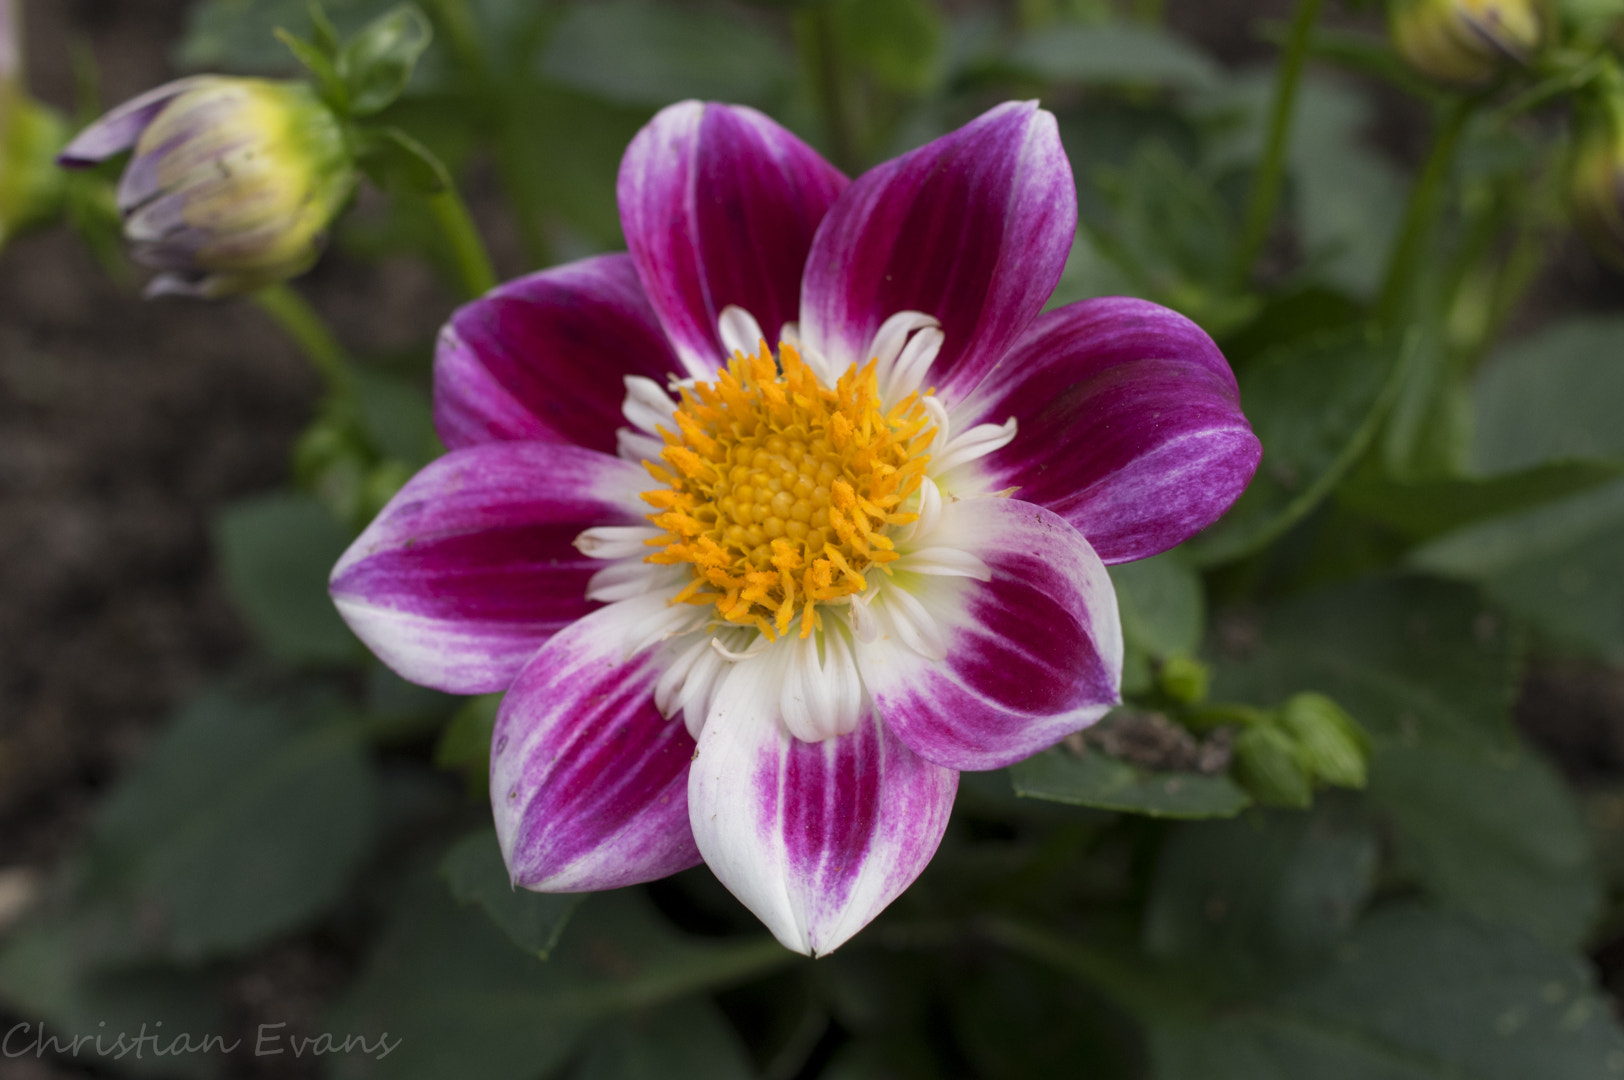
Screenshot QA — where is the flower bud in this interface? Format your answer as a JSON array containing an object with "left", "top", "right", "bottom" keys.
[
  {"left": 1233, "top": 724, "right": 1313, "bottom": 809},
  {"left": 1389, "top": 0, "right": 1543, "bottom": 87},
  {"left": 0, "top": 0, "right": 67, "bottom": 248},
  {"left": 1569, "top": 96, "right": 1624, "bottom": 265},
  {"left": 58, "top": 76, "right": 357, "bottom": 298},
  {"left": 1157, "top": 654, "right": 1211, "bottom": 705},
  {"left": 1277, "top": 692, "right": 1371, "bottom": 790}
]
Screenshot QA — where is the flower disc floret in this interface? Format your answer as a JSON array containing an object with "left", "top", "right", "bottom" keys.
[{"left": 642, "top": 340, "right": 935, "bottom": 640}]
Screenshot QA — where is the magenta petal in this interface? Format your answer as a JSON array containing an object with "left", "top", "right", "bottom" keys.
[
  {"left": 860, "top": 498, "right": 1122, "bottom": 772},
  {"left": 57, "top": 77, "right": 211, "bottom": 167},
  {"left": 962, "top": 297, "right": 1262, "bottom": 564},
  {"left": 800, "top": 101, "right": 1076, "bottom": 404},
  {"left": 329, "top": 443, "right": 646, "bottom": 694},
  {"left": 618, "top": 101, "right": 848, "bottom": 375},
  {"left": 492, "top": 602, "right": 700, "bottom": 891},
  {"left": 689, "top": 674, "right": 957, "bottom": 956},
  {"left": 434, "top": 254, "right": 682, "bottom": 452}
]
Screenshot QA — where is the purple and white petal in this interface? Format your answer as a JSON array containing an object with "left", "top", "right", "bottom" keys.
[
  {"left": 618, "top": 101, "right": 847, "bottom": 376},
  {"left": 329, "top": 443, "right": 647, "bottom": 694},
  {"left": 958, "top": 298, "right": 1261, "bottom": 564},
  {"left": 57, "top": 76, "right": 214, "bottom": 167},
  {"left": 799, "top": 101, "right": 1075, "bottom": 405},
  {"left": 689, "top": 654, "right": 957, "bottom": 955},
  {"left": 434, "top": 255, "right": 682, "bottom": 453},
  {"left": 859, "top": 497, "right": 1121, "bottom": 772},
  {"left": 493, "top": 598, "right": 701, "bottom": 891}
]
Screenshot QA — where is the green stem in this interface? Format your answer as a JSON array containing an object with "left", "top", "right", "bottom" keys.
[
  {"left": 1376, "top": 96, "right": 1474, "bottom": 327},
  {"left": 424, "top": 0, "right": 485, "bottom": 76},
  {"left": 430, "top": 187, "right": 499, "bottom": 298},
  {"left": 252, "top": 283, "right": 356, "bottom": 396},
  {"left": 1234, "top": 0, "right": 1323, "bottom": 285},
  {"left": 796, "top": 5, "right": 858, "bottom": 173}
]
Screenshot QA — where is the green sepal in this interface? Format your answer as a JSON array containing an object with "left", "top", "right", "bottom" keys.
[
  {"left": 276, "top": 27, "right": 349, "bottom": 114},
  {"left": 353, "top": 124, "right": 450, "bottom": 195},
  {"left": 338, "top": 4, "right": 434, "bottom": 117}
]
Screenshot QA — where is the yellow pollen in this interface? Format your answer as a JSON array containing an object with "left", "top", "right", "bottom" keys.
[{"left": 642, "top": 340, "right": 935, "bottom": 640}]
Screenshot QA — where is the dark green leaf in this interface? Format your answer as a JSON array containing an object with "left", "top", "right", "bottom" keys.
[
  {"left": 439, "top": 828, "right": 582, "bottom": 960},
  {"left": 1210, "top": 576, "right": 1519, "bottom": 750},
  {"left": 214, "top": 490, "right": 357, "bottom": 665},
  {"left": 432, "top": 692, "right": 499, "bottom": 796},
  {"left": 1011, "top": 745, "right": 1251, "bottom": 819},
  {"left": 539, "top": 0, "right": 791, "bottom": 107},
  {"left": 1109, "top": 551, "right": 1205, "bottom": 658},
  {"left": 1473, "top": 318, "right": 1624, "bottom": 473},
  {"left": 1142, "top": 798, "right": 1378, "bottom": 978},
  {"left": 1187, "top": 328, "right": 1400, "bottom": 565},
  {"left": 340, "top": 5, "right": 434, "bottom": 116},
  {"left": 1412, "top": 480, "right": 1624, "bottom": 663},
  {"left": 1340, "top": 459, "right": 1624, "bottom": 540},
  {"left": 1145, "top": 906, "right": 1624, "bottom": 1080},
  {"left": 354, "top": 364, "right": 439, "bottom": 463},
  {"left": 570, "top": 998, "right": 756, "bottom": 1080},
  {"left": 328, "top": 869, "right": 795, "bottom": 1080},
  {"left": 1006, "top": 23, "right": 1220, "bottom": 91},
  {"left": 1369, "top": 740, "right": 1602, "bottom": 950},
  {"left": 951, "top": 952, "right": 1140, "bottom": 1080},
  {"left": 85, "top": 685, "right": 378, "bottom": 960},
  {"left": 831, "top": 0, "right": 944, "bottom": 93}
]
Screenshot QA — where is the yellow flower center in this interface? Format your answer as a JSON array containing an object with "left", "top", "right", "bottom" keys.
[{"left": 641, "top": 340, "right": 936, "bottom": 640}]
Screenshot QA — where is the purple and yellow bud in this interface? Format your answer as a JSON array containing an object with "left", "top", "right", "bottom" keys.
[
  {"left": 0, "top": 0, "right": 67, "bottom": 248},
  {"left": 1569, "top": 94, "right": 1624, "bottom": 265},
  {"left": 59, "top": 76, "right": 357, "bottom": 297},
  {"left": 1389, "top": 0, "right": 1543, "bottom": 86}
]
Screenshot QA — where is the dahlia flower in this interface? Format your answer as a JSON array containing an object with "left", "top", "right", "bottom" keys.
[{"left": 330, "top": 100, "right": 1261, "bottom": 955}]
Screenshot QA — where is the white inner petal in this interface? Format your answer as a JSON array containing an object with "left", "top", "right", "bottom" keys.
[
  {"left": 574, "top": 525, "right": 662, "bottom": 560},
  {"left": 617, "top": 427, "right": 665, "bottom": 466},
  {"left": 930, "top": 417, "right": 1018, "bottom": 476},
  {"left": 893, "top": 545, "right": 992, "bottom": 580},
  {"left": 586, "top": 560, "right": 681, "bottom": 603},
  {"left": 622, "top": 375, "right": 678, "bottom": 435},
  {"left": 780, "top": 620, "right": 864, "bottom": 741},
  {"left": 719, "top": 305, "right": 767, "bottom": 359}
]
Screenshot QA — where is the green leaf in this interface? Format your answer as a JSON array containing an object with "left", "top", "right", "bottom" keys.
[
  {"left": 354, "top": 364, "right": 439, "bottom": 463},
  {"left": 439, "top": 828, "right": 582, "bottom": 960},
  {"left": 1340, "top": 459, "right": 1624, "bottom": 540},
  {"left": 328, "top": 869, "right": 795, "bottom": 1080},
  {"left": 214, "top": 490, "right": 358, "bottom": 665},
  {"left": 1144, "top": 906, "right": 1624, "bottom": 1080},
  {"left": 1369, "top": 740, "right": 1602, "bottom": 950},
  {"left": 1108, "top": 551, "right": 1205, "bottom": 658},
  {"left": 1473, "top": 318, "right": 1624, "bottom": 473},
  {"left": 178, "top": 0, "right": 407, "bottom": 73},
  {"left": 1411, "top": 480, "right": 1624, "bottom": 663},
  {"left": 831, "top": 0, "right": 944, "bottom": 93},
  {"left": 340, "top": 5, "right": 434, "bottom": 116},
  {"left": 84, "top": 685, "right": 379, "bottom": 961},
  {"left": 1011, "top": 745, "right": 1251, "bottom": 819},
  {"left": 1005, "top": 22, "right": 1220, "bottom": 91},
  {"left": 539, "top": 0, "right": 792, "bottom": 107},
  {"left": 277, "top": 27, "right": 350, "bottom": 109},
  {"left": 354, "top": 125, "right": 452, "bottom": 195},
  {"left": 1187, "top": 328, "right": 1401, "bottom": 565},
  {"left": 1142, "top": 799, "right": 1378, "bottom": 979},
  {"left": 1210, "top": 576, "right": 1519, "bottom": 750},
  {"left": 432, "top": 692, "right": 499, "bottom": 795},
  {"left": 569, "top": 998, "right": 756, "bottom": 1080}
]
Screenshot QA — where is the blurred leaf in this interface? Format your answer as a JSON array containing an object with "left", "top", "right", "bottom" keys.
[
  {"left": 432, "top": 692, "right": 499, "bottom": 795},
  {"left": 951, "top": 953, "right": 1141, "bottom": 1080},
  {"left": 1109, "top": 551, "right": 1205, "bottom": 658},
  {"left": 1340, "top": 459, "right": 1624, "bottom": 540},
  {"left": 1412, "top": 480, "right": 1624, "bottom": 664},
  {"left": 329, "top": 870, "right": 794, "bottom": 1080},
  {"left": 832, "top": 0, "right": 943, "bottom": 93},
  {"left": 819, "top": 1035, "right": 945, "bottom": 1080},
  {"left": 1012, "top": 746, "right": 1250, "bottom": 819},
  {"left": 340, "top": 4, "right": 434, "bottom": 116},
  {"left": 1188, "top": 329, "right": 1401, "bottom": 565},
  {"left": 1144, "top": 906, "right": 1624, "bottom": 1079},
  {"left": 215, "top": 490, "right": 358, "bottom": 665},
  {"left": 539, "top": 0, "right": 791, "bottom": 107},
  {"left": 439, "top": 828, "right": 582, "bottom": 960},
  {"left": 1142, "top": 798, "right": 1378, "bottom": 978},
  {"left": 1472, "top": 318, "right": 1624, "bottom": 473},
  {"left": 569, "top": 998, "right": 756, "bottom": 1080},
  {"left": 355, "top": 366, "right": 439, "bottom": 465},
  {"left": 1006, "top": 22, "right": 1220, "bottom": 91},
  {"left": 355, "top": 125, "right": 452, "bottom": 195},
  {"left": 84, "top": 685, "right": 378, "bottom": 961},
  {"left": 1220, "top": 286, "right": 1366, "bottom": 366},
  {"left": 1211, "top": 576, "right": 1518, "bottom": 750},
  {"left": 1369, "top": 740, "right": 1602, "bottom": 950}
]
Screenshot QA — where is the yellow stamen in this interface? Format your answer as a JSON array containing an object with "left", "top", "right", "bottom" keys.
[{"left": 642, "top": 340, "right": 935, "bottom": 639}]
